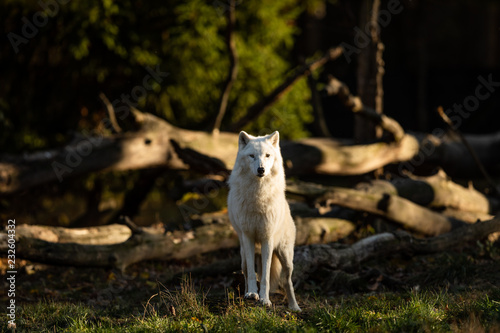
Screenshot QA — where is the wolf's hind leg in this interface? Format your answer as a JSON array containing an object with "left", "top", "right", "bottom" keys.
[{"left": 276, "top": 244, "right": 301, "bottom": 312}]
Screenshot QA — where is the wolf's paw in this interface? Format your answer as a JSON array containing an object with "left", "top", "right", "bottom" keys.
[
  {"left": 258, "top": 299, "right": 272, "bottom": 307},
  {"left": 244, "top": 292, "right": 259, "bottom": 300},
  {"left": 288, "top": 304, "right": 302, "bottom": 312}
]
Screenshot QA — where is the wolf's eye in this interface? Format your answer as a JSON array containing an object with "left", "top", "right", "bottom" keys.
[
  {"left": 265, "top": 154, "right": 270, "bottom": 158},
  {"left": 249, "top": 154, "right": 254, "bottom": 158}
]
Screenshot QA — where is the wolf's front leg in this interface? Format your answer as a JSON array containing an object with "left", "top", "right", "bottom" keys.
[
  {"left": 239, "top": 243, "right": 248, "bottom": 294},
  {"left": 241, "top": 234, "right": 259, "bottom": 300},
  {"left": 258, "top": 240, "right": 273, "bottom": 306}
]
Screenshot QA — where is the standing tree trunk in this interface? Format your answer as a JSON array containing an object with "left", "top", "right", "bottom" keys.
[
  {"left": 355, "top": 0, "right": 385, "bottom": 142},
  {"left": 212, "top": 0, "right": 238, "bottom": 135}
]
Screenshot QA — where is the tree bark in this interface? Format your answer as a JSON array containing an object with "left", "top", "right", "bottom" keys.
[
  {"left": 354, "top": 170, "right": 499, "bottom": 215},
  {"left": 4, "top": 213, "right": 498, "bottom": 282},
  {"left": 2, "top": 109, "right": 500, "bottom": 194},
  {"left": 408, "top": 131, "right": 500, "bottom": 178},
  {"left": 9, "top": 224, "right": 133, "bottom": 245},
  {"left": 0, "top": 216, "right": 354, "bottom": 270},
  {"left": 0, "top": 110, "right": 419, "bottom": 194},
  {"left": 287, "top": 181, "right": 460, "bottom": 236},
  {"left": 355, "top": 0, "right": 384, "bottom": 142},
  {"left": 293, "top": 216, "right": 500, "bottom": 283}
]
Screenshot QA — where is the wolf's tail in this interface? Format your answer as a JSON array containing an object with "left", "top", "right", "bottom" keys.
[
  {"left": 269, "top": 253, "right": 283, "bottom": 293},
  {"left": 256, "top": 252, "right": 283, "bottom": 294}
]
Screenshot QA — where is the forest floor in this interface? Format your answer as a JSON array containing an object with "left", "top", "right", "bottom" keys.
[{"left": 2, "top": 237, "right": 500, "bottom": 332}]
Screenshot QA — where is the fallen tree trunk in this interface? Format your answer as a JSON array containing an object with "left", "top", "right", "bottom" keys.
[
  {"left": 407, "top": 131, "right": 500, "bottom": 179},
  {"left": 3, "top": 108, "right": 500, "bottom": 194},
  {"left": 4, "top": 213, "right": 497, "bottom": 285},
  {"left": 0, "top": 110, "right": 420, "bottom": 194},
  {"left": 287, "top": 181, "right": 460, "bottom": 235},
  {"left": 10, "top": 224, "right": 133, "bottom": 245},
  {"left": 0, "top": 217, "right": 354, "bottom": 270},
  {"left": 281, "top": 134, "right": 418, "bottom": 176},
  {"left": 354, "top": 170, "right": 499, "bottom": 215},
  {"left": 288, "top": 174, "right": 499, "bottom": 229},
  {"left": 0, "top": 111, "right": 182, "bottom": 194},
  {"left": 325, "top": 75, "right": 500, "bottom": 180},
  {"left": 292, "top": 216, "right": 500, "bottom": 284}
]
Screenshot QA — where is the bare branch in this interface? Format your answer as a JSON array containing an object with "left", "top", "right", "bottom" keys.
[
  {"left": 325, "top": 76, "right": 404, "bottom": 142},
  {"left": 230, "top": 47, "right": 343, "bottom": 132},
  {"left": 308, "top": 74, "right": 331, "bottom": 137},
  {"left": 212, "top": 0, "right": 238, "bottom": 135},
  {"left": 99, "top": 92, "right": 122, "bottom": 133},
  {"left": 437, "top": 106, "right": 500, "bottom": 195}
]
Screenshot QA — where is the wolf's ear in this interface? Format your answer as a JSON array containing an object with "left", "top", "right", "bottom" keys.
[
  {"left": 267, "top": 131, "right": 279, "bottom": 148},
  {"left": 238, "top": 131, "right": 252, "bottom": 149}
]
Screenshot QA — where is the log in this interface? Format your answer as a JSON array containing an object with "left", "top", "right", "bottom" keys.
[
  {"left": 437, "top": 106, "right": 500, "bottom": 195},
  {"left": 0, "top": 216, "right": 354, "bottom": 270},
  {"left": 407, "top": 131, "right": 500, "bottom": 178},
  {"left": 281, "top": 134, "right": 419, "bottom": 176},
  {"left": 0, "top": 110, "right": 420, "bottom": 194},
  {"left": 324, "top": 76, "right": 500, "bottom": 179},
  {"left": 8, "top": 213, "right": 497, "bottom": 284},
  {"left": 354, "top": 170, "right": 499, "bottom": 214},
  {"left": 3, "top": 108, "right": 500, "bottom": 194},
  {"left": 11, "top": 224, "right": 132, "bottom": 245},
  {"left": 292, "top": 216, "right": 500, "bottom": 283},
  {"left": 287, "top": 181, "right": 460, "bottom": 236},
  {"left": 163, "top": 215, "right": 500, "bottom": 284},
  {"left": 0, "top": 111, "right": 182, "bottom": 194},
  {"left": 439, "top": 208, "right": 493, "bottom": 224}
]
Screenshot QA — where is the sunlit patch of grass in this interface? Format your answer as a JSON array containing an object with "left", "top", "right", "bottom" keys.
[
  {"left": 11, "top": 282, "right": 500, "bottom": 332},
  {"left": 16, "top": 301, "right": 131, "bottom": 332},
  {"left": 140, "top": 275, "right": 305, "bottom": 332},
  {"left": 308, "top": 290, "right": 499, "bottom": 333}
]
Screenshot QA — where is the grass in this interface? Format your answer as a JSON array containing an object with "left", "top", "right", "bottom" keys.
[
  {"left": 10, "top": 278, "right": 500, "bottom": 333},
  {"left": 5, "top": 242, "right": 499, "bottom": 332}
]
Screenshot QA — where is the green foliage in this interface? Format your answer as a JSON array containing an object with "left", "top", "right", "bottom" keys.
[
  {"left": 1, "top": 0, "right": 312, "bottom": 153},
  {"left": 13, "top": 285, "right": 500, "bottom": 332}
]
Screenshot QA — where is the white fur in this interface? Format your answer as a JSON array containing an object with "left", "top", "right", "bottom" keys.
[{"left": 227, "top": 131, "right": 301, "bottom": 311}]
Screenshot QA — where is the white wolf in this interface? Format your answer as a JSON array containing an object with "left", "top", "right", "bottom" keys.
[{"left": 227, "top": 131, "right": 301, "bottom": 311}]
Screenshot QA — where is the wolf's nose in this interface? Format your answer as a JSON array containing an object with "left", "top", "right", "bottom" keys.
[{"left": 257, "top": 167, "right": 265, "bottom": 175}]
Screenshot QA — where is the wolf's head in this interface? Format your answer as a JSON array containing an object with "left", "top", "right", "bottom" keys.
[{"left": 237, "top": 131, "right": 281, "bottom": 178}]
